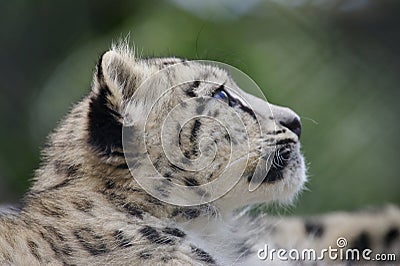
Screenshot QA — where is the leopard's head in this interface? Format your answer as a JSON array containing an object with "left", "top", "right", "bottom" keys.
[{"left": 87, "top": 44, "right": 306, "bottom": 213}]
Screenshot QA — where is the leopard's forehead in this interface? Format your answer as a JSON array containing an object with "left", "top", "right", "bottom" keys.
[
  {"left": 134, "top": 57, "right": 249, "bottom": 103},
  {"left": 142, "top": 57, "right": 233, "bottom": 83}
]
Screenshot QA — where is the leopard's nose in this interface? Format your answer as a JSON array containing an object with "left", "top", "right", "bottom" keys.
[
  {"left": 267, "top": 104, "right": 302, "bottom": 139},
  {"left": 280, "top": 117, "right": 302, "bottom": 139}
]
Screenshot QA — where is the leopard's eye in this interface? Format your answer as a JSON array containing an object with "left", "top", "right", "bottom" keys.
[
  {"left": 213, "top": 90, "right": 228, "bottom": 102},
  {"left": 212, "top": 89, "right": 240, "bottom": 108}
]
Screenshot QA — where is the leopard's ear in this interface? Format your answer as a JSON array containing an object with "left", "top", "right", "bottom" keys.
[
  {"left": 87, "top": 47, "right": 140, "bottom": 157},
  {"left": 94, "top": 46, "right": 139, "bottom": 106}
]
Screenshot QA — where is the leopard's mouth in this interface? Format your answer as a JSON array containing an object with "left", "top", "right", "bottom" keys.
[
  {"left": 247, "top": 146, "right": 292, "bottom": 184},
  {"left": 262, "top": 146, "right": 291, "bottom": 183}
]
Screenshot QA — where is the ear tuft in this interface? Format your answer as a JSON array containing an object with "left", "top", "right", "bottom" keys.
[{"left": 94, "top": 43, "right": 138, "bottom": 98}]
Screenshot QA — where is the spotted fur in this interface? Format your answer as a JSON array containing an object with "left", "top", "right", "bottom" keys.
[{"left": 0, "top": 43, "right": 399, "bottom": 265}]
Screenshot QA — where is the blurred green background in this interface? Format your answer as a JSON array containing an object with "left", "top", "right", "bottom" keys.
[{"left": 0, "top": 0, "right": 399, "bottom": 215}]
